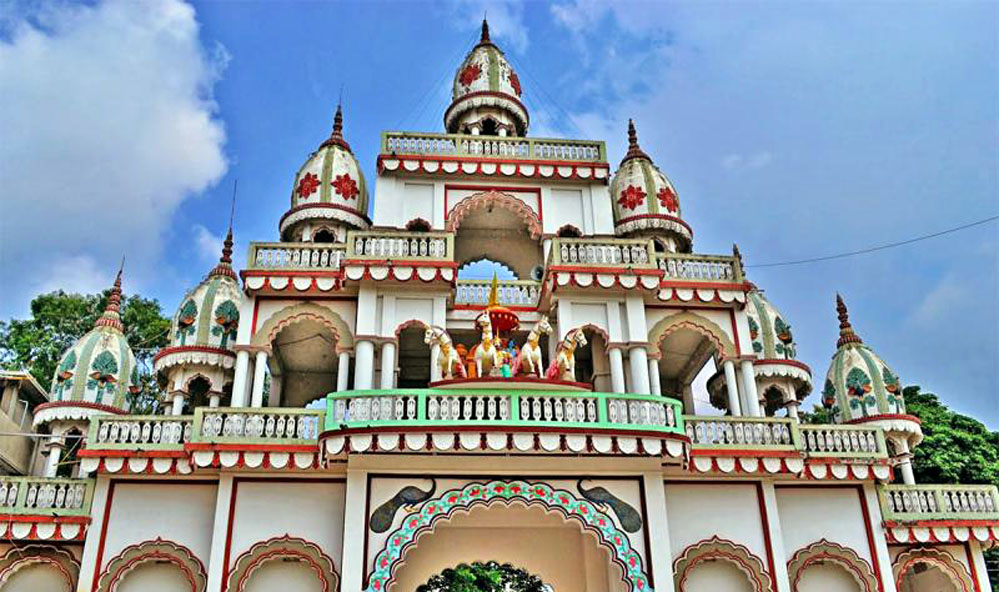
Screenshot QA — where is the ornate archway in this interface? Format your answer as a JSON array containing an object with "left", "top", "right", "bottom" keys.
[
  {"left": 97, "top": 538, "right": 207, "bottom": 592},
  {"left": 446, "top": 190, "right": 542, "bottom": 240},
  {"left": 252, "top": 302, "right": 355, "bottom": 349},
  {"left": 649, "top": 312, "right": 737, "bottom": 359},
  {"left": 893, "top": 548, "right": 973, "bottom": 592},
  {"left": 787, "top": 539, "right": 878, "bottom": 592},
  {"left": 367, "top": 480, "right": 651, "bottom": 592},
  {"left": 227, "top": 535, "right": 339, "bottom": 592},
  {"left": 0, "top": 545, "right": 79, "bottom": 590},
  {"left": 673, "top": 536, "right": 772, "bottom": 592}
]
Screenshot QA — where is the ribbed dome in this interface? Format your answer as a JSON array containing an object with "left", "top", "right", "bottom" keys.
[
  {"left": 444, "top": 19, "right": 528, "bottom": 136},
  {"left": 747, "top": 286, "right": 800, "bottom": 361},
  {"left": 281, "top": 105, "right": 370, "bottom": 241},
  {"left": 49, "top": 270, "right": 136, "bottom": 411},
  {"left": 610, "top": 120, "right": 692, "bottom": 251}
]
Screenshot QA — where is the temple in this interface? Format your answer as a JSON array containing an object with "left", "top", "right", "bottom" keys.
[{"left": 1, "top": 19, "right": 996, "bottom": 592}]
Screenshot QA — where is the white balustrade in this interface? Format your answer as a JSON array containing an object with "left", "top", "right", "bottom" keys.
[
  {"left": 352, "top": 233, "right": 449, "bottom": 260},
  {"left": 94, "top": 417, "right": 192, "bottom": 446},
  {"left": 607, "top": 398, "right": 677, "bottom": 428},
  {"left": 659, "top": 254, "right": 739, "bottom": 282},
  {"left": 685, "top": 418, "right": 793, "bottom": 447},
  {"left": 330, "top": 395, "right": 419, "bottom": 423},
  {"left": 455, "top": 280, "right": 540, "bottom": 306},
  {"left": 430, "top": 394, "right": 511, "bottom": 422},
  {"left": 798, "top": 425, "right": 881, "bottom": 455},
  {"left": 383, "top": 132, "right": 603, "bottom": 162},
  {"left": 200, "top": 410, "right": 323, "bottom": 441},
  {"left": 249, "top": 243, "right": 345, "bottom": 270},
  {"left": 556, "top": 240, "right": 651, "bottom": 267},
  {"left": 882, "top": 485, "right": 999, "bottom": 519},
  {"left": 519, "top": 395, "right": 596, "bottom": 424},
  {"left": 0, "top": 478, "right": 90, "bottom": 513}
]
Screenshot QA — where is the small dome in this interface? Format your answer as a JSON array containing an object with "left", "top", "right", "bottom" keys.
[
  {"left": 444, "top": 19, "right": 528, "bottom": 136},
  {"left": 49, "top": 269, "right": 137, "bottom": 411},
  {"left": 610, "top": 120, "right": 692, "bottom": 251},
  {"left": 281, "top": 105, "right": 370, "bottom": 241},
  {"left": 747, "top": 286, "right": 800, "bottom": 361}
]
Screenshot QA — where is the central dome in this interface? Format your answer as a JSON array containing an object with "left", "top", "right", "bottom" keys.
[{"left": 445, "top": 19, "right": 529, "bottom": 136}]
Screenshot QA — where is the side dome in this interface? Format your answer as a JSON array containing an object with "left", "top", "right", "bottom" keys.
[
  {"left": 281, "top": 105, "right": 370, "bottom": 242},
  {"left": 444, "top": 19, "right": 528, "bottom": 136},
  {"left": 744, "top": 284, "right": 812, "bottom": 413},
  {"left": 44, "top": 270, "right": 137, "bottom": 418},
  {"left": 610, "top": 120, "right": 692, "bottom": 251},
  {"left": 747, "top": 286, "right": 799, "bottom": 360}
]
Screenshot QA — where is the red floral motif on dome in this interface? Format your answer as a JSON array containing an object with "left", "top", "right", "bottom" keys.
[
  {"left": 618, "top": 185, "right": 646, "bottom": 211},
  {"left": 509, "top": 70, "right": 522, "bottom": 96},
  {"left": 332, "top": 173, "right": 358, "bottom": 200},
  {"left": 296, "top": 172, "right": 320, "bottom": 199},
  {"left": 459, "top": 63, "right": 482, "bottom": 87},
  {"left": 658, "top": 186, "right": 679, "bottom": 213}
]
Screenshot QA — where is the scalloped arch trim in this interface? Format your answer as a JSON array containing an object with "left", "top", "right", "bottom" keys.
[
  {"left": 446, "top": 190, "right": 542, "bottom": 240},
  {"left": 0, "top": 544, "right": 79, "bottom": 589},
  {"left": 227, "top": 535, "right": 339, "bottom": 592},
  {"left": 893, "top": 547, "right": 973, "bottom": 592},
  {"left": 97, "top": 538, "right": 206, "bottom": 592},
  {"left": 649, "top": 312, "right": 737, "bottom": 359},
  {"left": 253, "top": 302, "right": 355, "bottom": 349},
  {"left": 787, "top": 539, "right": 878, "bottom": 592},
  {"left": 673, "top": 536, "right": 772, "bottom": 592}
]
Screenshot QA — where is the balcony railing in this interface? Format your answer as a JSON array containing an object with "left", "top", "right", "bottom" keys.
[
  {"left": 193, "top": 408, "right": 324, "bottom": 445},
  {"left": 455, "top": 279, "right": 541, "bottom": 307},
  {"left": 247, "top": 242, "right": 346, "bottom": 271},
  {"left": 658, "top": 253, "right": 743, "bottom": 284},
  {"left": 798, "top": 424, "right": 886, "bottom": 458},
  {"left": 879, "top": 484, "right": 999, "bottom": 522},
  {"left": 348, "top": 231, "right": 453, "bottom": 262},
  {"left": 87, "top": 415, "right": 193, "bottom": 450},
  {"left": 0, "top": 477, "right": 93, "bottom": 516},
  {"left": 685, "top": 417, "right": 796, "bottom": 450},
  {"left": 382, "top": 131, "right": 606, "bottom": 163},
  {"left": 327, "top": 389, "right": 683, "bottom": 434},
  {"left": 550, "top": 238, "right": 657, "bottom": 269}
]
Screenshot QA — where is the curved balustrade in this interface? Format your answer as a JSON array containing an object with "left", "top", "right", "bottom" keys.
[
  {"left": 455, "top": 280, "right": 540, "bottom": 306},
  {"left": 658, "top": 253, "right": 742, "bottom": 283},
  {"left": 248, "top": 242, "right": 345, "bottom": 271},
  {"left": 348, "top": 231, "right": 452, "bottom": 261},
  {"left": 685, "top": 417, "right": 795, "bottom": 448},
  {"left": 0, "top": 477, "right": 93, "bottom": 516},
  {"left": 382, "top": 131, "right": 604, "bottom": 163},
  {"left": 880, "top": 484, "right": 999, "bottom": 521},
  {"left": 798, "top": 424, "right": 885, "bottom": 457},
  {"left": 553, "top": 238, "right": 654, "bottom": 268},
  {"left": 195, "top": 408, "right": 324, "bottom": 444},
  {"left": 89, "top": 416, "right": 193, "bottom": 449},
  {"left": 520, "top": 394, "right": 597, "bottom": 424}
]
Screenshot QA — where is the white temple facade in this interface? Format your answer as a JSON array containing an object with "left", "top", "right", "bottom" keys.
[{"left": 1, "top": 20, "right": 996, "bottom": 592}]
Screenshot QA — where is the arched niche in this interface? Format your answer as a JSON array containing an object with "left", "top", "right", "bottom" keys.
[
  {"left": 673, "top": 536, "right": 772, "bottom": 592},
  {"left": 787, "top": 540, "right": 878, "bottom": 592},
  {"left": 226, "top": 535, "right": 338, "bottom": 592},
  {"left": 648, "top": 312, "right": 736, "bottom": 402},
  {"left": 0, "top": 545, "right": 79, "bottom": 592},
  {"left": 96, "top": 538, "right": 207, "bottom": 592},
  {"left": 448, "top": 190, "right": 543, "bottom": 280},
  {"left": 893, "top": 548, "right": 973, "bottom": 592},
  {"left": 396, "top": 320, "right": 431, "bottom": 388}
]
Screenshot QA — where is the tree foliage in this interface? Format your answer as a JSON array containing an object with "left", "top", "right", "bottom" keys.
[
  {"left": 0, "top": 289, "right": 170, "bottom": 412},
  {"left": 416, "top": 561, "right": 546, "bottom": 592}
]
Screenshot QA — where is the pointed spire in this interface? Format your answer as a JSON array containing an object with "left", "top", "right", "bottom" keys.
[
  {"left": 481, "top": 17, "right": 491, "bottom": 44},
  {"left": 487, "top": 272, "right": 500, "bottom": 307},
  {"left": 836, "top": 293, "right": 863, "bottom": 347},
  {"left": 621, "top": 118, "right": 651, "bottom": 165},
  {"left": 95, "top": 262, "right": 125, "bottom": 332},
  {"left": 320, "top": 102, "right": 352, "bottom": 152},
  {"left": 210, "top": 181, "right": 238, "bottom": 279}
]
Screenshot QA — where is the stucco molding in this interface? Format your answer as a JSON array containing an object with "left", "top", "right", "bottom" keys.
[
  {"left": 226, "top": 535, "right": 338, "bottom": 592},
  {"left": 649, "top": 311, "right": 737, "bottom": 359},
  {"left": 446, "top": 190, "right": 542, "bottom": 240},
  {"left": 97, "top": 537, "right": 207, "bottom": 592},
  {"left": 892, "top": 547, "right": 974, "bottom": 592},
  {"left": 786, "top": 539, "right": 878, "bottom": 592},
  {"left": 0, "top": 544, "right": 79, "bottom": 589},
  {"left": 672, "top": 536, "right": 772, "bottom": 592},
  {"left": 252, "top": 301, "right": 355, "bottom": 349}
]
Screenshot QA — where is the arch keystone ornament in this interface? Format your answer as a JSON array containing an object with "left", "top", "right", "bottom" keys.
[
  {"left": 97, "top": 538, "right": 207, "bottom": 592},
  {"left": 672, "top": 536, "right": 772, "bottom": 592},
  {"left": 367, "top": 480, "right": 652, "bottom": 592},
  {"left": 892, "top": 547, "right": 974, "bottom": 592},
  {"left": 0, "top": 544, "right": 79, "bottom": 589},
  {"left": 786, "top": 539, "right": 878, "bottom": 592},
  {"left": 227, "top": 535, "right": 339, "bottom": 592}
]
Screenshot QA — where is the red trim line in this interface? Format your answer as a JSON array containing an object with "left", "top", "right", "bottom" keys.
[
  {"left": 729, "top": 309, "right": 743, "bottom": 357},
  {"left": 754, "top": 358, "right": 812, "bottom": 372},
  {"left": 278, "top": 202, "right": 371, "bottom": 227},
  {"left": 847, "top": 414, "right": 921, "bottom": 426},
  {"left": 91, "top": 479, "right": 116, "bottom": 591},
  {"left": 153, "top": 345, "right": 236, "bottom": 363},
  {"left": 444, "top": 90, "right": 529, "bottom": 122},
  {"left": 883, "top": 519, "right": 999, "bottom": 528},
  {"left": 451, "top": 304, "right": 539, "bottom": 313},
  {"left": 35, "top": 400, "right": 125, "bottom": 415},
  {"left": 856, "top": 486, "right": 886, "bottom": 592},
  {"left": 342, "top": 259, "right": 458, "bottom": 269},
  {"left": 755, "top": 482, "right": 779, "bottom": 592},
  {"left": 549, "top": 265, "right": 663, "bottom": 276},
  {"left": 615, "top": 213, "right": 693, "bottom": 236},
  {"left": 321, "top": 424, "right": 691, "bottom": 442},
  {"left": 241, "top": 270, "right": 344, "bottom": 278},
  {"left": 77, "top": 449, "right": 187, "bottom": 458},
  {"left": 964, "top": 542, "right": 983, "bottom": 592},
  {"left": 0, "top": 514, "right": 90, "bottom": 524},
  {"left": 689, "top": 449, "right": 801, "bottom": 459},
  {"left": 660, "top": 280, "right": 752, "bottom": 291},
  {"left": 184, "top": 443, "right": 318, "bottom": 453}
]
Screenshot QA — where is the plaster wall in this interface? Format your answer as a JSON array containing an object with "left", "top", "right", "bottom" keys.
[
  {"left": 252, "top": 299, "right": 357, "bottom": 343},
  {"left": 4, "top": 563, "right": 74, "bottom": 592},
  {"left": 775, "top": 486, "right": 874, "bottom": 566},
  {"left": 664, "top": 482, "right": 769, "bottom": 565},
  {"left": 645, "top": 308, "right": 739, "bottom": 351},
  {"left": 244, "top": 561, "right": 324, "bottom": 592}
]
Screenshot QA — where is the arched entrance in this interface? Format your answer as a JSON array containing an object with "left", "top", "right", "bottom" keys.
[
  {"left": 787, "top": 540, "right": 878, "bottom": 592},
  {"left": 648, "top": 313, "right": 736, "bottom": 413},
  {"left": 416, "top": 561, "right": 551, "bottom": 592},
  {"left": 673, "top": 537, "right": 771, "bottom": 592},
  {"left": 368, "top": 480, "right": 650, "bottom": 592},
  {"left": 448, "top": 191, "right": 543, "bottom": 281},
  {"left": 227, "top": 536, "right": 339, "bottom": 592},
  {"left": 0, "top": 545, "right": 79, "bottom": 592},
  {"left": 893, "top": 548, "right": 973, "bottom": 592}
]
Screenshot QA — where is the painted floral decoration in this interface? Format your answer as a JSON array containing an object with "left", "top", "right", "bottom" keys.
[
  {"left": 54, "top": 351, "right": 77, "bottom": 400},
  {"left": 618, "top": 185, "right": 646, "bottom": 211},
  {"left": 212, "top": 300, "right": 239, "bottom": 348},
  {"left": 774, "top": 317, "right": 796, "bottom": 359},
  {"left": 176, "top": 299, "right": 198, "bottom": 345},
  {"left": 297, "top": 172, "right": 320, "bottom": 199},
  {"left": 459, "top": 63, "right": 482, "bottom": 87},
  {"left": 845, "top": 367, "right": 876, "bottom": 415},
  {"left": 658, "top": 186, "right": 679, "bottom": 213},
  {"left": 332, "top": 173, "right": 359, "bottom": 200},
  {"left": 87, "top": 350, "right": 119, "bottom": 403},
  {"left": 509, "top": 70, "right": 522, "bottom": 96}
]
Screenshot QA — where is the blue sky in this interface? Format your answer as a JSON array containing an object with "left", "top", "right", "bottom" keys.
[{"left": 1, "top": 1, "right": 996, "bottom": 426}]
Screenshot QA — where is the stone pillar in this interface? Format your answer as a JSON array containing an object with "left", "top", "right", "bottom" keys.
[
  {"left": 785, "top": 398, "right": 800, "bottom": 420},
  {"left": 230, "top": 349, "right": 251, "bottom": 407},
  {"left": 861, "top": 482, "right": 899, "bottom": 592},
  {"left": 968, "top": 540, "right": 993, "bottom": 592},
  {"left": 250, "top": 350, "right": 268, "bottom": 408},
  {"left": 337, "top": 351, "right": 352, "bottom": 392},
  {"left": 682, "top": 385, "right": 696, "bottom": 415},
  {"left": 647, "top": 357, "right": 662, "bottom": 396},
  {"left": 895, "top": 438, "right": 916, "bottom": 485},
  {"left": 171, "top": 392, "right": 185, "bottom": 416},
  {"left": 760, "top": 482, "right": 793, "bottom": 592},
  {"left": 379, "top": 342, "right": 397, "bottom": 390},
  {"left": 208, "top": 393, "right": 221, "bottom": 408},
  {"left": 722, "top": 359, "right": 742, "bottom": 416},
  {"left": 205, "top": 474, "right": 234, "bottom": 592},
  {"left": 740, "top": 360, "right": 761, "bottom": 416},
  {"left": 43, "top": 435, "right": 62, "bottom": 478},
  {"left": 628, "top": 345, "right": 651, "bottom": 395},
  {"left": 76, "top": 475, "right": 111, "bottom": 591},
  {"left": 267, "top": 375, "right": 282, "bottom": 407},
  {"left": 642, "top": 473, "right": 674, "bottom": 590},
  {"left": 339, "top": 469, "right": 369, "bottom": 592},
  {"left": 354, "top": 339, "right": 376, "bottom": 390},
  {"left": 608, "top": 346, "right": 626, "bottom": 393}
]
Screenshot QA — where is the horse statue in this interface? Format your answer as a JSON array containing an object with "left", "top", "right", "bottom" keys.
[
  {"left": 423, "top": 325, "right": 466, "bottom": 380},
  {"left": 471, "top": 314, "right": 502, "bottom": 377},
  {"left": 545, "top": 328, "right": 588, "bottom": 382},
  {"left": 514, "top": 315, "right": 553, "bottom": 377}
]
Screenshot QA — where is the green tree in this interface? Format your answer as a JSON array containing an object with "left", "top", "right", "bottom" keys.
[
  {"left": 416, "top": 561, "right": 546, "bottom": 592},
  {"left": 0, "top": 289, "right": 170, "bottom": 412}
]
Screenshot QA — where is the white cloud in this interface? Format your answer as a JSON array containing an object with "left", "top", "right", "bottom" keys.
[
  {"left": 28, "top": 254, "right": 113, "bottom": 297},
  {"left": 722, "top": 151, "right": 773, "bottom": 171},
  {"left": 0, "top": 0, "right": 227, "bottom": 316},
  {"left": 192, "top": 224, "right": 223, "bottom": 264}
]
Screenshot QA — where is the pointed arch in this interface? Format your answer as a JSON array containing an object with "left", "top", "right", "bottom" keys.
[
  {"left": 577, "top": 323, "right": 611, "bottom": 343},
  {"left": 649, "top": 311, "right": 737, "bottom": 359},
  {"left": 446, "top": 190, "right": 542, "bottom": 240},
  {"left": 253, "top": 302, "right": 354, "bottom": 349},
  {"left": 893, "top": 548, "right": 974, "bottom": 592},
  {"left": 97, "top": 538, "right": 206, "bottom": 592},
  {"left": 367, "top": 479, "right": 651, "bottom": 592},
  {"left": 227, "top": 535, "right": 339, "bottom": 592},
  {"left": 787, "top": 539, "right": 878, "bottom": 592},
  {"left": 673, "top": 536, "right": 772, "bottom": 592},
  {"left": 0, "top": 544, "right": 79, "bottom": 589}
]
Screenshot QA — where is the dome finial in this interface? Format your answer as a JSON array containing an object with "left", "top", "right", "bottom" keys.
[
  {"left": 621, "top": 118, "right": 650, "bottom": 165},
  {"left": 481, "top": 16, "right": 490, "bottom": 44},
  {"left": 836, "top": 293, "right": 863, "bottom": 347},
  {"left": 95, "top": 261, "right": 125, "bottom": 332},
  {"left": 210, "top": 181, "right": 239, "bottom": 279},
  {"left": 321, "top": 102, "right": 352, "bottom": 152}
]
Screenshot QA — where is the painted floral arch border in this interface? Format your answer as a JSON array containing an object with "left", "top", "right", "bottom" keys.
[
  {"left": 0, "top": 544, "right": 79, "bottom": 589},
  {"left": 446, "top": 190, "right": 543, "bottom": 240},
  {"left": 366, "top": 479, "right": 651, "bottom": 592},
  {"left": 672, "top": 536, "right": 772, "bottom": 592},
  {"left": 787, "top": 539, "right": 878, "bottom": 592},
  {"left": 227, "top": 535, "right": 339, "bottom": 592},
  {"left": 253, "top": 302, "right": 355, "bottom": 350},
  {"left": 892, "top": 547, "right": 974, "bottom": 592},
  {"left": 650, "top": 312, "right": 737, "bottom": 359},
  {"left": 97, "top": 538, "right": 207, "bottom": 592}
]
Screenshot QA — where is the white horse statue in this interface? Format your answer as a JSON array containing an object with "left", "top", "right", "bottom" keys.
[
  {"left": 423, "top": 325, "right": 466, "bottom": 380},
  {"left": 514, "top": 315, "right": 552, "bottom": 377},
  {"left": 472, "top": 314, "right": 502, "bottom": 377},
  {"left": 545, "top": 328, "right": 588, "bottom": 382}
]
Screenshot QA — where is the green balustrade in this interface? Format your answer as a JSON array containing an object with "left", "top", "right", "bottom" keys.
[
  {"left": 0, "top": 477, "right": 94, "bottom": 516},
  {"left": 879, "top": 484, "right": 999, "bottom": 522},
  {"left": 192, "top": 407, "right": 325, "bottom": 445}
]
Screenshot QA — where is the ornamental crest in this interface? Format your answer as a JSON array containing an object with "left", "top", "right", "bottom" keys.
[
  {"left": 774, "top": 316, "right": 795, "bottom": 358},
  {"left": 333, "top": 172, "right": 359, "bottom": 200},
  {"left": 618, "top": 185, "right": 646, "bottom": 211},
  {"left": 845, "top": 367, "right": 876, "bottom": 416},
  {"left": 509, "top": 70, "right": 522, "bottom": 96},
  {"left": 297, "top": 172, "right": 320, "bottom": 199},
  {"left": 176, "top": 299, "right": 198, "bottom": 345},
  {"left": 54, "top": 351, "right": 77, "bottom": 400}
]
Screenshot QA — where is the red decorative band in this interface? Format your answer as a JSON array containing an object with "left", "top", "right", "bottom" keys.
[
  {"left": 846, "top": 414, "right": 922, "bottom": 425},
  {"left": 753, "top": 358, "right": 812, "bottom": 373},
  {"left": 278, "top": 203, "right": 371, "bottom": 226},
  {"left": 153, "top": 345, "right": 236, "bottom": 363},
  {"left": 445, "top": 91, "right": 530, "bottom": 123},
  {"left": 615, "top": 213, "right": 693, "bottom": 236},
  {"left": 35, "top": 401, "right": 125, "bottom": 415}
]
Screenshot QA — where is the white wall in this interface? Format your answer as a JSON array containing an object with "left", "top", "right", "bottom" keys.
[
  {"left": 4, "top": 563, "right": 73, "bottom": 592},
  {"left": 665, "top": 482, "right": 769, "bottom": 564},
  {"left": 776, "top": 487, "right": 874, "bottom": 567},
  {"left": 117, "top": 562, "right": 194, "bottom": 592}
]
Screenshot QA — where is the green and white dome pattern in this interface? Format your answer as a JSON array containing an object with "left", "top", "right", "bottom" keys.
[
  {"left": 747, "top": 289, "right": 798, "bottom": 360},
  {"left": 169, "top": 273, "right": 242, "bottom": 350}
]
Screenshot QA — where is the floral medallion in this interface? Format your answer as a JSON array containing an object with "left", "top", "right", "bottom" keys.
[
  {"left": 296, "top": 172, "right": 320, "bottom": 199},
  {"left": 459, "top": 63, "right": 482, "bottom": 87},
  {"left": 618, "top": 185, "right": 646, "bottom": 211},
  {"left": 332, "top": 173, "right": 359, "bottom": 200},
  {"left": 657, "top": 186, "right": 678, "bottom": 213}
]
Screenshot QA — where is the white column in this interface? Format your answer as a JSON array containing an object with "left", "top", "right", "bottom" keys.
[
  {"left": 785, "top": 399, "right": 800, "bottom": 420},
  {"left": 723, "top": 359, "right": 742, "bottom": 416},
  {"left": 379, "top": 342, "right": 397, "bottom": 390},
  {"left": 648, "top": 357, "right": 661, "bottom": 396},
  {"left": 895, "top": 439, "right": 916, "bottom": 485},
  {"left": 430, "top": 343, "right": 442, "bottom": 382},
  {"left": 208, "top": 393, "right": 220, "bottom": 408},
  {"left": 967, "top": 540, "right": 993, "bottom": 592},
  {"left": 760, "top": 482, "right": 792, "bottom": 592},
  {"left": 171, "top": 392, "right": 185, "bottom": 415},
  {"left": 642, "top": 473, "right": 674, "bottom": 591},
  {"left": 337, "top": 351, "right": 351, "bottom": 391},
  {"left": 608, "top": 346, "right": 626, "bottom": 393},
  {"left": 76, "top": 475, "right": 111, "bottom": 592},
  {"left": 230, "top": 349, "right": 251, "bottom": 407},
  {"left": 205, "top": 474, "right": 234, "bottom": 592},
  {"left": 628, "top": 346, "right": 651, "bottom": 394},
  {"left": 740, "top": 360, "right": 761, "bottom": 416},
  {"left": 250, "top": 350, "right": 268, "bottom": 408},
  {"left": 354, "top": 340, "right": 376, "bottom": 390},
  {"left": 43, "top": 436, "right": 61, "bottom": 478},
  {"left": 340, "top": 469, "right": 369, "bottom": 592},
  {"left": 267, "top": 375, "right": 282, "bottom": 407},
  {"left": 862, "top": 482, "right": 899, "bottom": 592},
  {"left": 682, "top": 385, "right": 696, "bottom": 415}
]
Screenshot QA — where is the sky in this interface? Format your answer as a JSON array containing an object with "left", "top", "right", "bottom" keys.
[{"left": 1, "top": 0, "right": 996, "bottom": 427}]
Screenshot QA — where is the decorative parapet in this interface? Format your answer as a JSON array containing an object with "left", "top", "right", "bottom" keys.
[
  {"left": 347, "top": 230, "right": 452, "bottom": 262},
  {"left": 550, "top": 237, "right": 657, "bottom": 269},
  {"left": 880, "top": 484, "right": 999, "bottom": 522},
  {"left": 658, "top": 252, "right": 744, "bottom": 284},
  {"left": 797, "top": 424, "right": 887, "bottom": 458},
  {"left": 686, "top": 417, "right": 797, "bottom": 450},
  {"left": 246, "top": 242, "right": 346, "bottom": 271},
  {"left": 455, "top": 279, "right": 541, "bottom": 307},
  {"left": 0, "top": 477, "right": 93, "bottom": 517},
  {"left": 192, "top": 407, "right": 324, "bottom": 445},
  {"left": 381, "top": 131, "right": 606, "bottom": 162},
  {"left": 86, "top": 415, "right": 193, "bottom": 450}
]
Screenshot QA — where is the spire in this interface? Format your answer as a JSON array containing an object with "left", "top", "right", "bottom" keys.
[
  {"left": 487, "top": 272, "right": 499, "bottom": 307},
  {"left": 621, "top": 119, "right": 650, "bottom": 165},
  {"left": 481, "top": 17, "right": 491, "bottom": 44},
  {"left": 95, "top": 262, "right": 125, "bottom": 332},
  {"left": 320, "top": 103, "right": 352, "bottom": 152},
  {"left": 836, "top": 293, "right": 863, "bottom": 347},
  {"left": 210, "top": 181, "right": 238, "bottom": 279}
]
